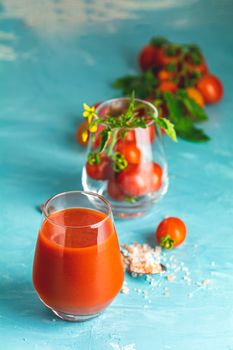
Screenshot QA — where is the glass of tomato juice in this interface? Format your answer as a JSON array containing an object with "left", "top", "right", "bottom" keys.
[{"left": 33, "top": 191, "right": 124, "bottom": 321}]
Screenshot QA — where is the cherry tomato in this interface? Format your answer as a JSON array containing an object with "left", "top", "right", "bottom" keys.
[
  {"left": 148, "top": 124, "right": 156, "bottom": 143},
  {"left": 187, "top": 59, "right": 208, "bottom": 75},
  {"left": 116, "top": 162, "right": 162, "bottom": 196},
  {"left": 116, "top": 141, "right": 141, "bottom": 165},
  {"left": 197, "top": 74, "right": 223, "bottom": 104},
  {"left": 157, "top": 70, "right": 174, "bottom": 81},
  {"left": 138, "top": 45, "right": 158, "bottom": 71},
  {"left": 123, "top": 130, "right": 136, "bottom": 143},
  {"left": 156, "top": 217, "right": 187, "bottom": 249},
  {"left": 116, "top": 164, "right": 150, "bottom": 196},
  {"left": 76, "top": 119, "right": 89, "bottom": 147},
  {"left": 186, "top": 87, "right": 205, "bottom": 108},
  {"left": 107, "top": 179, "right": 125, "bottom": 201},
  {"left": 158, "top": 81, "right": 178, "bottom": 93},
  {"left": 86, "top": 154, "right": 111, "bottom": 181},
  {"left": 119, "top": 125, "right": 155, "bottom": 145},
  {"left": 154, "top": 47, "right": 180, "bottom": 67},
  {"left": 150, "top": 163, "right": 163, "bottom": 192},
  {"left": 143, "top": 118, "right": 156, "bottom": 143}
]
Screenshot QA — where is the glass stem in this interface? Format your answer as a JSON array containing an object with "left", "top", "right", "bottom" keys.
[{"left": 106, "top": 129, "right": 118, "bottom": 156}]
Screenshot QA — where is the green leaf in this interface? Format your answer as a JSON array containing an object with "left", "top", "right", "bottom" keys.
[
  {"left": 150, "top": 36, "right": 170, "bottom": 48},
  {"left": 163, "top": 91, "right": 182, "bottom": 124},
  {"left": 112, "top": 71, "right": 157, "bottom": 99},
  {"left": 99, "top": 129, "right": 111, "bottom": 153},
  {"left": 176, "top": 90, "right": 208, "bottom": 122},
  {"left": 163, "top": 91, "right": 209, "bottom": 142},
  {"left": 156, "top": 117, "right": 177, "bottom": 142},
  {"left": 175, "top": 116, "right": 210, "bottom": 142},
  {"left": 124, "top": 91, "right": 135, "bottom": 122}
]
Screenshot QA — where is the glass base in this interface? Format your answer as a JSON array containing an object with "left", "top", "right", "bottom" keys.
[
  {"left": 82, "top": 172, "right": 169, "bottom": 219},
  {"left": 52, "top": 309, "right": 101, "bottom": 322}
]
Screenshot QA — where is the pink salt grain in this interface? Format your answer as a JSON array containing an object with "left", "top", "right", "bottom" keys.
[{"left": 121, "top": 242, "right": 163, "bottom": 275}]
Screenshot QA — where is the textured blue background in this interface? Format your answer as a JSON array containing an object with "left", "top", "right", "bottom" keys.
[{"left": 0, "top": 1, "right": 233, "bottom": 349}]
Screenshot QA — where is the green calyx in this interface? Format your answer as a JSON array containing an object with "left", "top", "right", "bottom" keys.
[
  {"left": 87, "top": 152, "right": 100, "bottom": 165},
  {"left": 124, "top": 195, "right": 138, "bottom": 204},
  {"left": 160, "top": 235, "right": 174, "bottom": 250},
  {"left": 165, "top": 62, "right": 177, "bottom": 73},
  {"left": 150, "top": 36, "right": 170, "bottom": 48},
  {"left": 165, "top": 44, "right": 180, "bottom": 57},
  {"left": 111, "top": 152, "right": 128, "bottom": 173},
  {"left": 189, "top": 52, "right": 202, "bottom": 65}
]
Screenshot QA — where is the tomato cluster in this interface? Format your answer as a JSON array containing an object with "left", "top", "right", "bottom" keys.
[
  {"left": 84, "top": 124, "right": 163, "bottom": 202},
  {"left": 139, "top": 38, "right": 223, "bottom": 106}
]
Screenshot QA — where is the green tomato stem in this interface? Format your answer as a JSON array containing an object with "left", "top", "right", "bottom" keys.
[
  {"left": 160, "top": 235, "right": 174, "bottom": 250},
  {"left": 106, "top": 128, "right": 119, "bottom": 156}
]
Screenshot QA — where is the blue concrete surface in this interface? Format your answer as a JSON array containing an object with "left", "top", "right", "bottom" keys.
[{"left": 0, "top": 1, "right": 233, "bottom": 349}]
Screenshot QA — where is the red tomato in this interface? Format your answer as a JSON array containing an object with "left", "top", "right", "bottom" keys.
[
  {"left": 157, "top": 70, "right": 174, "bottom": 81},
  {"left": 138, "top": 45, "right": 158, "bottom": 71},
  {"left": 158, "top": 81, "right": 178, "bottom": 93},
  {"left": 124, "top": 130, "right": 136, "bottom": 143},
  {"left": 143, "top": 117, "right": 156, "bottom": 143},
  {"left": 150, "top": 163, "right": 163, "bottom": 191},
  {"left": 156, "top": 217, "right": 187, "bottom": 249},
  {"left": 116, "top": 162, "right": 162, "bottom": 196},
  {"left": 120, "top": 124, "right": 155, "bottom": 145},
  {"left": 117, "top": 164, "right": 150, "bottom": 196},
  {"left": 197, "top": 74, "right": 223, "bottom": 104},
  {"left": 107, "top": 179, "right": 125, "bottom": 201},
  {"left": 76, "top": 120, "right": 89, "bottom": 147},
  {"left": 154, "top": 47, "right": 180, "bottom": 67},
  {"left": 148, "top": 124, "right": 156, "bottom": 143},
  {"left": 187, "top": 60, "right": 208, "bottom": 75},
  {"left": 116, "top": 141, "right": 141, "bottom": 165},
  {"left": 86, "top": 154, "right": 111, "bottom": 181}
]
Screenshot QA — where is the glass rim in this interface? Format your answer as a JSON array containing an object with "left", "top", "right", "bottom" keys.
[
  {"left": 42, "top": 190, "right": 113, "bottom": 229},
  {"left": 95, "top": 97, "right": 158, "bottom": 127}
]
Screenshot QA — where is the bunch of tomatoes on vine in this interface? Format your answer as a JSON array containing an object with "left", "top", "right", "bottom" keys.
[{"left": 113, "top": 36, "right": 223, "bottom": 142}]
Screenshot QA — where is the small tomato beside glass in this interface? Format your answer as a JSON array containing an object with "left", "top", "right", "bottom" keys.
[{"left": 156, "top": 217, "right": 187, "bottom": 249}]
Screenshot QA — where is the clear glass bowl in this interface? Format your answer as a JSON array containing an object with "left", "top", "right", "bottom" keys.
[{"left": 82, "top": 98, "right": 169, "bottom": 218}]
